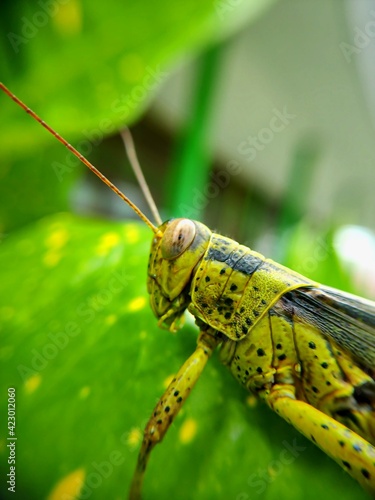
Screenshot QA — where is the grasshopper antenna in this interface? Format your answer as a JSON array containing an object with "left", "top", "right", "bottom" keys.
[
  {"left": 0, "top": 82, "right": 160, "bottom": 234},
  {"left": 120, "top": 128, "right": 162, "bottom": 227}
]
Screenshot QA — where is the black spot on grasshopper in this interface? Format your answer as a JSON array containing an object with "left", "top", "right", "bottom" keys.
[
  {"left": 205, "top": 276, "right": 210, "bottom": 282},
  {"left": 257, "top": 348, "right": 265, "bottom": 357},
  {"left": 361, "top": 469, "right": 370, "bottom": 479},
  {"left": 308, "top": 341, "right": 316, "bottom": 350},
  {"left": 278, "top": 353, "right": 286, "bottom": 361},
  {"left": 230, "top": 284, "right": 238, "bottom": 292}
]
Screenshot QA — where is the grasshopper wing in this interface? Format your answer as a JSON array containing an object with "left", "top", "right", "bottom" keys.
[{"left": 285, "top": 286, "right": 375, "bottom": 370}]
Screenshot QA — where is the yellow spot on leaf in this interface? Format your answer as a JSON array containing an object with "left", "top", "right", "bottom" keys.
[
  {"left": 79, "top": 386, "right": 91, "bottom": 399},
  {"left": 47, "top": 468, "right": 86, "bottom": 500},
  {"left": 139, "top": 330, "right": 147, "bottom": 340},
  {"left": 163, "top": 374, "right": 175, "bottom": 389},
  {"left": 179, "top": 418, "right": 197, "bottom": 445},
  {"left": 246, "top": 395, "right": 257, "bottom": 408},
  {"left": 128, "top": 296, "right": 146, "bottom": 312},
  {"left": 46, "top": 229, "right": 69, "bottom": 250},
  {"left": 126, "top": 427, "right": 142, "bottom": 449},
  {"left": 43, "top": 251, "right": 62, "bottom": 268},
  {"left": 24, "top": 374, "right": 42, "bottom": 394},
  {"left": 105, "top": 314, "right": 117, "bottom": 326},
  {"left": 268, "top": 463, "right": 279, "bottom": 478},
  {"left": 96, "top": 232, "right": 120, "bottom": 256},
  {"left": 53, "top": 0, "right": 82, "bottom": 36},
  {"left": 124, "top": 225, "right": 140, "bottom": 244}
]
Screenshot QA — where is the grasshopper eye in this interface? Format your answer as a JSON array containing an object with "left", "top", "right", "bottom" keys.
[{"left": 161, "top": 219, "right": 196, "bottom": 260}]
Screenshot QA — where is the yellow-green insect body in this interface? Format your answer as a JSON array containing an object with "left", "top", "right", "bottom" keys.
[
  {"left": 147, "top": 219, "right": 211, "bottom": 330},
  {"left": 134, "top": 217, "right": 375, "bottom": 497},
  {"left": 190, "top": 230, "right": 316, "bottom": 341},
  {"left": 148, "top": 218, "right": 317, "bottom": 333},
  {"left": 1, "top": 82, "right": 374, "bottom": 499}
]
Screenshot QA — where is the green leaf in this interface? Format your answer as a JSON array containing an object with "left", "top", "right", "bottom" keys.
[
  {"left": 1, "top": 0, "right": 276, "bottom": 150},
  {"left": 0, "top": 214, "right": 367, "bottom": 500},
  {"left": 0, "top": 0, "right": 276, "bottom": 233}
]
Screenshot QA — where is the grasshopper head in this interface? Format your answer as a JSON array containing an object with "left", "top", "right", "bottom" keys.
[{"left": 147, "top": 218, "right": 211, "bottom": 331}]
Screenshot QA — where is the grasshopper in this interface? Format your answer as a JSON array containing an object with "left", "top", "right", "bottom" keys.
[{"left": 1, "top": 82, "right": 375, "bottom": 499}]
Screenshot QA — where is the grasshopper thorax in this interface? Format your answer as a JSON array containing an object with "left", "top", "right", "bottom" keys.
[{"left": 147, "top": 218, "right": 212, "bottom": 331}]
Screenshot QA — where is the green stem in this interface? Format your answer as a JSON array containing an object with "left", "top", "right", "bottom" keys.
[{"left": 166, "top": 42, "right": 224, "bottom": 219}]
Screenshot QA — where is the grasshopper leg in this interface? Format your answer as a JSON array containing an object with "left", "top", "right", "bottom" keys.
[
  {"left": 129, "top": 329, "right": 220, "bottom": 500},
  {"left": 267, "top": 386, "right": 375, "bottom": 494}
]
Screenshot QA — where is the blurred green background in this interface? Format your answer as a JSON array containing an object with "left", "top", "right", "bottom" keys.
[{"left": 0, "top": 1, "right": 374, "bottom": 499}]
